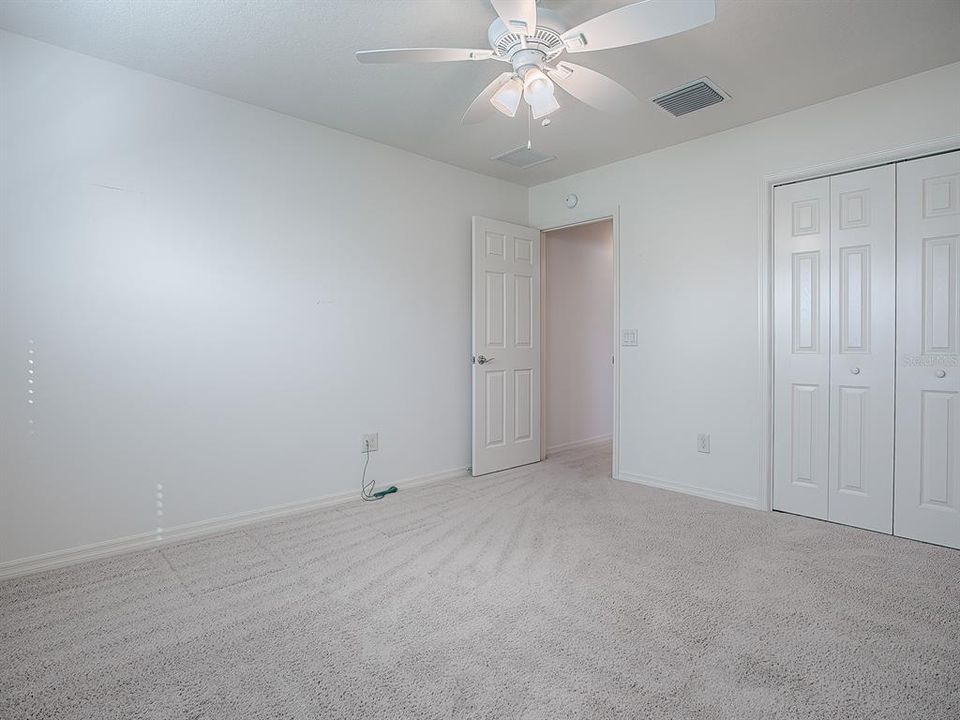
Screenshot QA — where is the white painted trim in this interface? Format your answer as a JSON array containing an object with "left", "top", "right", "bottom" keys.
[
  {"left": 0, "top": 531, "right": 162, "bottom": 581},
  {"left": 539, "top": 228, "right": 549, "bottom": 462},
  {"left": 756, "top": 135, "right": 960, "bottom": 512},
  {"left": 0, "top": 465, "right": 468, "bottom": 580},
  {"left": 619, "top": 471, "right": 761, "bottom": 510},
  {"left": 612, "top": 210, "right": 621, "bottom": 481},
  {"left": 537, "top": 208, "right": 621, "bottom": 480},
  {"left": 546, "top": 434, "right": 613, "bottom": 455}
]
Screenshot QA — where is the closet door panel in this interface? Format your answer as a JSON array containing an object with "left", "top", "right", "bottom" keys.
[
  {"left": 773, "top": 178, "right": 830, "bottom": 519},
  {"left": 827, "top": 165, "right": 896, "bottom": 533},
  {"left": 895, "top": 150, "right": 960, "bottom": 549}
]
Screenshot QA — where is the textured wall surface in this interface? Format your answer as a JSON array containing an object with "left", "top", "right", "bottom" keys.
[
  {"left": 530, "top": 62, "right": 960, "bottom": 507},
  {"left": 0, "top": 31, "right": 527, "bottom": 564}
]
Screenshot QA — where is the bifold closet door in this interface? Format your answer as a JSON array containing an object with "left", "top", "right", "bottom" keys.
[
  {"left": 827, "top": 165, "right": 896, "bottom": 533},
  {"left": 895, "top": 150, "right": 960, "bottom": 550},
  {"left": 773, "top": 178, "right": 830, "bottom": 520},
  {"left": 773, "top": 167, "right": 896, "bottom": 531}
]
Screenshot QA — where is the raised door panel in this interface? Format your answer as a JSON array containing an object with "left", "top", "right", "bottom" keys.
[
  {"left": 792, "top": 199, "right": 821, "bottom": 236},
  {"left": 895, "top": 151, "right": 960, "bottom": 549},
  {"left": 514, "top": 369, "right": 533, "bottom": 442},
  {"left": 514, "top": 236, "right": 533, "bottom": 264},
  {"left": 922, "top": 236, "right": 959, "bottom": 355},
  {"left": 828, "top": 165, "right": 895, "bottom": 533},
  {"left": 839, "top": 189, "right": 871, "bottom": 230},
  {"left": 773, "top": 178, "right": 830, "bottom": 519},
  {"left": 836, "top": 386, "right": 868, "bottom": 494},
  {"left": 919, "top": 391, "right": 959, "bottom": 511},
  {"left": 514, "top": 273, "right": 533, "bottom": 348},
  {"left": 486, "top": 231, "right": 506, "bottom": 257},
  {"left": 838, "top": 245, "right": 871, "bottom": 354},
  {"left": 792, "top": 251, "right": 821, "bottom": 353},
  {"left": 789, "top": 384, "right": 820, "bottom": 486},
  {"left": 485, "top": 272, "right": 506, "bottom": 348},
  {"left": 484, "top": 370, "right": 506, "bottom": 448},
  {"left": 923, "top": 173, "right": 960, "bottom": 219}
]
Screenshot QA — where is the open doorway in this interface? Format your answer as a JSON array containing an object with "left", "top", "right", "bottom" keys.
[{"left": 541, "top": 219, "right": 615, "bottom": 469}]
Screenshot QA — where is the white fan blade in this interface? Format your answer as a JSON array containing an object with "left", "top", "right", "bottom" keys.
[
  {"left": 356, "top": 48, "right": 496, "bottom": 64},
  {"left": 462, "top": 73, "right": 514, "bottom": 125},
  {"left": 561, "top": 0, "right": 715, "bottom": 53},
  {"left": 547, "top": 62, "right": 640, "bottom": 114},
  {"left": 490, "top": 0, "right": 537, "bottom": 36}
]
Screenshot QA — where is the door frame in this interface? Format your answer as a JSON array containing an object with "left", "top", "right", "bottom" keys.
[
  {"left": 757, "top": 135, "right": 960, "bottom": 511},
  {"left": 537, "top": 210, "right": 620, "bottom": 480}
]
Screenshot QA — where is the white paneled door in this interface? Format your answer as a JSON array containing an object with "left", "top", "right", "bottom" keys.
[
  {"left": 895, "top": 151, "right": 960, "bottom": 549},
  {"left": 471, "top": 217, "right": 541, "bottom": 476},
  {"left": 828, "top": 165, "right": 896, "bottom": 533},
  {"left": 773, "top": 177, "right": 831, "bottom": 520}
]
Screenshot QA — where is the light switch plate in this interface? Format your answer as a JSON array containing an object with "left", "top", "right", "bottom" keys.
[{"left": 622, "top": 329, "right": 638, "bottom": 347}]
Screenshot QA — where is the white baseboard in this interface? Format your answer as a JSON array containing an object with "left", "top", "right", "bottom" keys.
[
  {"left": 0, "top": 465, "right": 468, "bottom": 581},
  {"left": 546, "top": 434, "right": 613, "bottom": 455},
  {"left": 618, "top": 471, "right": 761, "bottom": 510}
]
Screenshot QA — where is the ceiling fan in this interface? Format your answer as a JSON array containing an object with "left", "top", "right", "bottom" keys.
[{"left": 356, "top": 0, "right": 716, "bottom": 124}]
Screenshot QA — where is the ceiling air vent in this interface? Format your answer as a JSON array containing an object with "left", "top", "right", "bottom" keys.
[
  {"left": 652, "top": 77, "right": 728, "bottom": 117},
  {"left": 492, "top": 144, "right": 556, "bottom": 169}
]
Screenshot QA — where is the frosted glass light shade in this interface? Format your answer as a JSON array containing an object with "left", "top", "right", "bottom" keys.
[
  {"left": 490, "top": 77, "right": 523, "bottom": 117},
  {"left": 528, "top": 91, "right": 559, "bottom": 119},
  {"left": 523, "top": 68, "right": 559, "bottom": 119}
]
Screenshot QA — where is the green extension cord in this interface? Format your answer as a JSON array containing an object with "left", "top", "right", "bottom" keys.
[{"left": 360, "top": 445, "right": 398, "bottom": 501}]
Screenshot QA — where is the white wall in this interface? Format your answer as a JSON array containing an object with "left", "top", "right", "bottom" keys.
[
  {"left": 0, "top": 31, "right": 527, "bottom": 567},
  {"left": 543, "top": 221, "right": 613, "bottom": 452},
  {"left": 530, "top": 62, "right": 960, "bottom": 508}
]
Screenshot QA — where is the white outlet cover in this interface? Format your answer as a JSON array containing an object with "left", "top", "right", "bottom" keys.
[
  {"left": 621, "top": 329, "right": 638, "bottom": 347},
  {"left": 361, "top": 433, "right": 379, "bottom": 452}
]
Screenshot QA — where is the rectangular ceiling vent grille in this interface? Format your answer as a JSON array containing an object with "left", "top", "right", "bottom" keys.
[
  {"left": 492, "top": 145, "right": 556, "bottom": 169},
  {"left": 652, "top": 78, "right": 727, "bottom": 117}
]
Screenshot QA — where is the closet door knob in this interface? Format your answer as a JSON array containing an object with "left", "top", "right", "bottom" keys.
[
  {"left": 935, "top": 370, "right": 947, "bottom": 379},
  {"left": 850, "top": 367, "right": 861, "bottom": 375}
]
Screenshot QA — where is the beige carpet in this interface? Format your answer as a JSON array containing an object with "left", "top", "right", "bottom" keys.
[{"left": 1, "top": 443, "right": 958, "bottom": 719}]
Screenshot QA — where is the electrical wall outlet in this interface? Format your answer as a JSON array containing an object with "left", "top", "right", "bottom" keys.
[
  {"left": 361, "top": 433, "right": 379, "bottom": 453},
  {"left": 697, "top": 434, "right": 711, "bottom": 454}
]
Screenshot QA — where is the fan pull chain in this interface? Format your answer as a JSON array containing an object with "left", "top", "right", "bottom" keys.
[{"left": 527, "top": 102, "right": 532, "bottom": 150}]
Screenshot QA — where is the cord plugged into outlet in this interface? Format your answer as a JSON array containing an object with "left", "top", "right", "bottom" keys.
[{"left": 360, "top": 432, "right": 396, "bottom": 501}]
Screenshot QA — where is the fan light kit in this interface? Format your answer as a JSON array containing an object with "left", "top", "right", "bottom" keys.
[{"left": 356, "top": 0, "right": 717, "bottom": 125}]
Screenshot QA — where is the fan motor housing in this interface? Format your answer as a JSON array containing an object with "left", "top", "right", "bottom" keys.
[{"left": 488, "top": 7, "right": 566, "bottom": 64}]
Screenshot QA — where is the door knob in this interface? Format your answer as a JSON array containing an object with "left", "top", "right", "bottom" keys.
[
  {"left": 850, "top": 367, "right": 861, "bottom": 375},
  {"left": 936, "top": 369, "right": 947, "bottom": 379},
  {"left": 475, "top": 355, "right": 495, "bottom": 365}
]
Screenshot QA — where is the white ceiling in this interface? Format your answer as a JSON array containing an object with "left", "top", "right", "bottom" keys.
[{"left": 2, "top": 0, "right": 959, "bottom": 186}]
